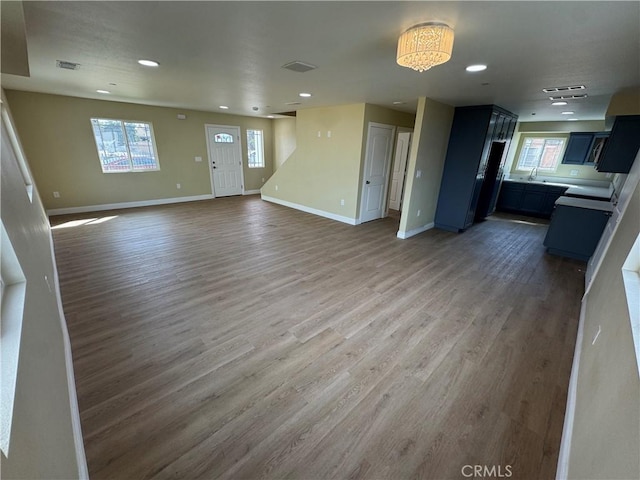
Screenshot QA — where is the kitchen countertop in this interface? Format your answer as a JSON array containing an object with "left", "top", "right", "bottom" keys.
[
  {"left": 564, "top": 184, "right": 614, "bottom": 200},
  {"left": 555, "top": 196, "right": 614, "bottom": 212}
]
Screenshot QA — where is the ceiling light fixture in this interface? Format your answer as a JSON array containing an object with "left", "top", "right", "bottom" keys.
[
  {"left": 138, "top": 59, "right": 159, "bottom": 67},
  {"left": 465, "top": 64, "right": 487, "bottom": 72},
  {"left": 397, "top": 23, "right": 454, "bottom": 72},
  {"left": 562, "top": 111, "right": 575, "bottom": 115},
  {"left": 552, "top": 101, "right": 568, "bottom": 106},
  {"left": 549, "top": 94, "right": 587, "bottom": 100},
  {"left": 393, "top": 101, "right": 406, "bottom": 105},
  {"left": 543, "top": 85, "right": 585, "bottom": 93},
  {"left": 299, "top": 92, "right": 312, "bottom": 98},
  {"left": 219, "top": 105, "right": 229, "bottom": 110},
  {"left": 567, "top": 118, "right": 579, "bottom": 121},
  {"left": 267, "top": 115, "right": 275, "bottom": 119},
  {"left": 96, "top": 89, "right": 110, "bottom": 94}
]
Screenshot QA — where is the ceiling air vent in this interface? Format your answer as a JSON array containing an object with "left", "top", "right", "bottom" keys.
[
  {"left": 549, "top": 94, "right": 588, "bottom": 100},
  {"left": 56, "top": 60, "right": 80, "bottom": 70},
  {"left": 284, "top": 101, "right": 302, "bottom": 106},
  {"left": 542, "top": 85, "right": 586, "bottom": 93},
  {"left": 281, "top": 61, "right": 317, "bottom": 73}
]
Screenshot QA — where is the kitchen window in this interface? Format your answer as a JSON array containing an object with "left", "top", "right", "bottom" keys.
[
  {"left": 246, "top": 129, "right": 265, "bottom": 168},
  {"left": 516, "top": 137, "right": 566, "bottom": 172},
  {"left": 90, "top": 118, "right": 160, "bottom": 173}
]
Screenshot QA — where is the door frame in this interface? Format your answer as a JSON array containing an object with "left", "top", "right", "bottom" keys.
[
  {"left": 387, "top": 127, "right": 413, "bottom": 214},
  {"left": 358, "top": 122, "right": 396, "bottom": 224},
  {"left": 204, "top": 124, "right": 245, "bottom": 197}
]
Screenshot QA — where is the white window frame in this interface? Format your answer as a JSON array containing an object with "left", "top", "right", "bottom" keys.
[
  {"left": 1, "top": 106, "right": 33, "bottom": 202},
  {"left": 515, "top": 136, "right": 566, "bottom": 173},
  {"left": 0, "top": 222, "right": 27, "bottom": 457},
  {"left": 90, "top": 118, "right": 161, "bottom": 173},
  {"left": 622, "top": 233, "right": 640, "bottom": 376},
  {"left": 246, "top": 129, "right": 265, "bottom": 168}
]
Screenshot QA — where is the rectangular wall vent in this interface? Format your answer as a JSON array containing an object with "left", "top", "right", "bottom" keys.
[
  {"left": 56, "top": 60, "right": 80, "bottom": 70},
  {"left": 281, "top": 61, "right": 317, "bottom": 73},
  {"left": 543, "top": 85, "right": 586, "bottom": 93}
]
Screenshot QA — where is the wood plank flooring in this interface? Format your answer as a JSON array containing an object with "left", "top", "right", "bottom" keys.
[{"left": 51, "top": 196, "right": 585, "bottom": 479}]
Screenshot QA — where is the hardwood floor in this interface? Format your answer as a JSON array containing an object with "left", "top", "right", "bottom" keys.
[{"left": 51, "top": 196, "right": 584, "bottom": 479}]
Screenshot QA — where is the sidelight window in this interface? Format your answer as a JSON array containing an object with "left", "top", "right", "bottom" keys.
[
  {"left": 90, "top": 118, "right": 160, "bottom": 173},
  {"left": 246, "top": 129, "right": 265, "bottom": 168}
]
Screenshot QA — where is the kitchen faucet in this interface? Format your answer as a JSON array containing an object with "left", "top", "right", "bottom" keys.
[{"left": 528, "top": 167, "right": 538, "bottom": 181}]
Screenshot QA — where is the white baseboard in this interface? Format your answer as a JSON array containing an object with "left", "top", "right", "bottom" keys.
[
  {"left": 243, "top": 189, "right": 261, "bottom": 195},
  {"left": 47, "top": 231, "right": 89, "bottom": 479},
  {"left": 46, "top": 194, "right": 214, "bottom": 216},
  {"left": 556, "top": 296, "right": 587, "bottom": 480},
  {"left": 397, "top": 222, "right": 434, "bottom": 239},
  {"left": 261, "top": 195, "right": 357, "bottom": 225}
]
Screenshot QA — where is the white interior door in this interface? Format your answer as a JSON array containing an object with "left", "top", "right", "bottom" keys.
[
  {"left": 205, "top": 125, "right": 243, "bottom": 197},
  {"left": 388, "top": 131, "right": 412, "bottom": 211},
  {"left": 360, "top": 123, "right": 395, "bottom": 223}
]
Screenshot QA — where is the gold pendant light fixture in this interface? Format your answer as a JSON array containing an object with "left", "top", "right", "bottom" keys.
[{"left": 397, "top": 23, "right": 455, "bottom": 72}]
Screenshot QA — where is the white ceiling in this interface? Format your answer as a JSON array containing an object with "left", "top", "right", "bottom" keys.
[{"left": 2, "top": 1, "right": 639, "bottom": 122}]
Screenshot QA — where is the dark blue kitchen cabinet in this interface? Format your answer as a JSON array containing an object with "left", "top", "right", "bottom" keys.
[
  {"left": 496, "top": 182, "right": 525, "bottom": 210},
  {"left": 543, "top": 201, "right": 612, "bottom": 261},
  {"left": 435, "top": 105, "right": 518, "bottom": 232},
  {"left": 496, "top": 181, "right": 568, "bottom": 218},
  {"left": 596, "top": 115, "right": 640, "bottom": 173},
  {"left": 562, "top": 132, "right": 610, "bottom": 165},
  {"left": 562, "top": 133, "right": 596, "bottom": 165}
]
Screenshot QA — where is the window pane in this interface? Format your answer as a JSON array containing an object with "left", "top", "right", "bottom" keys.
[
  {"left": 516, "top": 137, "right": 565, "bottom": 172},
  {"left": 214, "top": 133, "right": 234, "bottom": 143},
  {"left": 124, "top": 122, "right": 159, "bottom": 170},
  {"left": 91, "top": 119, "right": 130, "bottom": 172},
  {"left": 247, "top": 129, "right": 264, "bottom": 168},
  {"left": 538, "top": 139, "right": 564, "bottom": 170},
  {"left": 90, "top": 118, "right": 159, "bottom": 173}
]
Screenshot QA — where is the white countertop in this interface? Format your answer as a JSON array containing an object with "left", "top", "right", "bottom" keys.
[
  {"left": 555, "top": 196, "right": 614, "bottom": 212},
  {"left": 564, "top": 184, "right": 614, "bottom": 200}
]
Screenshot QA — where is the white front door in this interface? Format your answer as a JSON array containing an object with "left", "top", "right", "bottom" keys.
[
  {"left": 205, "top": 125, "right": 244, "bottom": 197},
  {"left": 360, "top": 123, "right": 395, "bottom": 223},
  {"left": 388, "top": 131, "right": 412, "bottom": 211}
]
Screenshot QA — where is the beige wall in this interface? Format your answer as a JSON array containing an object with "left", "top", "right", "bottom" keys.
[
  {"left": 0, "top": 91, "right": 86, "bottom": 478},
  {"left": 505, "top": 120, "right": 610, "bottom": 182},
  {"left": 5, "top": 91, "right": 274, "bottom": 210},
  {"left": 273, "top": 117, "right": 297, "bottom": 171},
  {"left": 606, "top": 86, "right": 640, "bottom": 118},
  {"left": 262, "top": 103, "right": 415, "bottom": 222},
  {"left": 567, "top": 175, "right": 640, "bottom": 478},
  {"left": 399, "top": 97, "right": 454, "bottom": 236},
  {"left": 261, "top": 104, "right": 367, "bottom": 219}
]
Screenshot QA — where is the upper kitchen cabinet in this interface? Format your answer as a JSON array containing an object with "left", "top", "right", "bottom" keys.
[
  {"left": 562, "top": 132, "right": 609, "bottom": 165},
  {"left": 435, "top": 105, "right": 518, "bottom": 232},
  {"left": 596, "top": 115, "right": 640, "bottom": 173}
]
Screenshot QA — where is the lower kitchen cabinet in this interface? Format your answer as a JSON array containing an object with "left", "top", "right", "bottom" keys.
[
  {"left": 543, "top": 198, "right": 613, "bottom": 261},
  {"left": 496, "top": 181, "right": 568, "bottom": 218}
]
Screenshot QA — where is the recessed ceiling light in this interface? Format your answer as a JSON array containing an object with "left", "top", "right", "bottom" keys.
[
  {"left": 267, "top": 115, "right": 275, "bottom": 119},
  {"left": 138, "top": 59, "right": 159, "bottom": 67},
  {"left": 219, "top": 105, "right": 229, "bottom": 110},
  {"left": 552, "top": 101, "right": 568, "bottom": 106},
  {"left": 567, "top": 118, "right": 579, "bottom": 121},
  {"left": 466, "top": 64, "right": 487, "bottom": 72},
  {"left": 299, "top": 92, "right": 312, "bottom": 98},
  {"left": 392, "top": 101, "right": 406, "bottom": 105},
  {"left": 96, "top": 89, "right": 110, "bottom": 94},
  {"left": 562, "top": 111, "right": 575, "bottom": 115}
]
